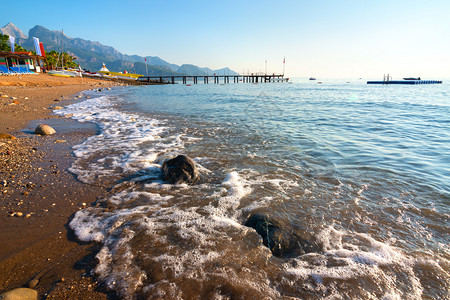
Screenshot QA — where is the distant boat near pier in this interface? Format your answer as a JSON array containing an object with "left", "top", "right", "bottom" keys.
[{"left": 367, "top": 74, "right": 442, "bottom": 85}]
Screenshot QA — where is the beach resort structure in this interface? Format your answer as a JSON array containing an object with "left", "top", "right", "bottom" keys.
[{"left": 0, "top": 50, "right": 43, "bottom": 74}]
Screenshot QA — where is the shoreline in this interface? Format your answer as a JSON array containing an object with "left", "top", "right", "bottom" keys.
[{"left": 0, "top": 74, "right": 119, "bottom": 298}]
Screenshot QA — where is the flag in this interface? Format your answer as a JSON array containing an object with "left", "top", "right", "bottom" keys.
[
  {"left": 39, "top": 42, "right": 46, "bottom": 57},
  {"left": 145, "top": 57, "right": 147, "bottom": 62},
  {"left": 9, "top": 36, "right": 15, "bottom": 53},
  {"left": 33, "top": 37, "right": 42, "bottom": 56},
  {"left": 283, "top": 57, "right": 285, "bottom": 64}
]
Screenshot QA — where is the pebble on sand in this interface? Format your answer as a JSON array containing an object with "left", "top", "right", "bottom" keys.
[
  {"left": 0, "top": 287, "right": 38, "bottom": 300},
  {"left": 0, "top": 133, "right": 17, "bottom": 140},
  {"left": 34, "top": 124, "right": 56, "bottom": 136},
  {"left": 27, "top": 279, "right": 39, "bottom": 289}
]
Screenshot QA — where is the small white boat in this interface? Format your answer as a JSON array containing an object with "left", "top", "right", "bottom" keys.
[
  {"left": 48, "top": 69, "right": 81, "bottom": 77},
  {"left": 97, "top": 63, "right": 143, "bottom": 81}
]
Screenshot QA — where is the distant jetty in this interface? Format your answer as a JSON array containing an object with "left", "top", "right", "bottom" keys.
[{"left": 367, "top": 74, "right": 442, "bottom": 85}]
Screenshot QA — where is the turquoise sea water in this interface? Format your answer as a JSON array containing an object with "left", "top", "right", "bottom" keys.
[{"left": 58, "top": 78, "right": 449, "bottom": 299}]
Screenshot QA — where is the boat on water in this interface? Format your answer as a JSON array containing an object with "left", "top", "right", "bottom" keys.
[
  {"left": 97, "top": 63, "right": 143, "bottom": 81},
  {"left": 309, "top": 77, "right": 316, "bottom": 80},
  {"left": 403, "top": 77, "right": 421, "bottom": 80}
]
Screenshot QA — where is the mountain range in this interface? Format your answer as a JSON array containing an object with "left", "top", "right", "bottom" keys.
[{"left": 1, "top": 22, "right": 238, "bottom": 76}]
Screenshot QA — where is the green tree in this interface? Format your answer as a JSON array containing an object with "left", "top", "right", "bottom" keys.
[
  {"left": 62, "top": 52, "right": 77, "bottom": 68},
  {"left": 15, "top": 44, "right": 26, "bottom": 52},
  {"left": 0, "top": 33, "right": 29, "bottom": 52},
  {"left": 44, "top": 50, "right": 77, "bottom": 69},
  {"left": 44, "top": 50, "right": 59, "bottom": 69},
  {"left": 0, "top": 34, "right": 10, "bottom": 51}
]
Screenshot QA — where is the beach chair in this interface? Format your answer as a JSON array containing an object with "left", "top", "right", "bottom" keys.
[
  {"left": 10, "top": 67, "right": 23, "bottom": 74},
  {"left": 19, "top": 67, "right": 31, "bottom": 74},
  {"left": 0, "top": 66, "right": 13, "bottom": 75}
]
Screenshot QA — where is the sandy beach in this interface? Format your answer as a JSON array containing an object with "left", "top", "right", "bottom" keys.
[{"left": 0, "top": 74, "right": 119, "bottom": 298}]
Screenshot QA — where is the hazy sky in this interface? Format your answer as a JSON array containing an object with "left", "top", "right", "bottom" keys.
[{"left": 4, "top": 0, "right": 450, "bottom": 78}]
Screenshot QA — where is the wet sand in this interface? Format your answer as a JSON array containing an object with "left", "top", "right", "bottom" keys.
[{"left": 0, "top": 74, "right": 120, "bottom": 298}]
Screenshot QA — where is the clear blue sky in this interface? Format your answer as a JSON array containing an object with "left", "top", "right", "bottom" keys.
[{"left": 3, "top": 0, "right": 450, "bottom": 78}]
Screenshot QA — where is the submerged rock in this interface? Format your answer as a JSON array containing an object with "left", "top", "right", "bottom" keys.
[
  {"left": 34, "top": 124, "right": 56, "bottom": 136},
  {"left": 244, "top": 213, "right": 316, "bottom": 257},
  {"left": 0, "top": 287, "right": 38, "bottom": 300},
  {"left": 161, "top": 155, "right": 199, "bottom": 184}
]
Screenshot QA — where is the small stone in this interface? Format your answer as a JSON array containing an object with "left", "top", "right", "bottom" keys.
[
  {"left": 81, "top": 202, "right": 87, "bottom": 206},
  {"left": 24, "top": 97, "right": 28, "bottom": 100},
  {"left": 0, "top": 287, "right": 38, "bottom": 300},
  {"left": 0, "top": 133, "right": 17, "bottom": 140},
  {"left": 54, "top": 140, "right": 67, "bottom": 144},
  {"left": 34, "top": 124, "right": 56, "bottom": 135},
  {"left": 28, "top": 279, "right": 39, "bottom": 288},
  {"left": 53, "top": 106, "right": 64, "bottom": 110},
  {"left": 10, "top": 97, "right": 17, "bottom": 100},
  {"left": 1, "top": 95, "right": 8, "bottom": 98},
  {"left": 12, "top": 100, "right": 20, "bottom": 104},
  {"left": 25, "top": 214, "right": 31, "bottom": 218},
  {"left": 15, "top": 212, "right": 23, "bottom": 217}
]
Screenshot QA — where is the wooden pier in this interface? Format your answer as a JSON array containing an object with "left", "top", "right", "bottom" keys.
[
  {"left": 367, "top": 80, "right": 442, "bottom": 85},
  {"left": 137, "top": 74, "right": 288, "bottom": 84},
  {"left": 367, "top": 74, "right": 442, "bottom": 85}
]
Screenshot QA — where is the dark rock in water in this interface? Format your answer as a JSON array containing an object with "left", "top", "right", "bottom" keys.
[
  {"left": 244, "top": 213, "right": 316, "bottom": 257},
  {"left": 161, "top": 155, "right": 199, "bottom": 184}
]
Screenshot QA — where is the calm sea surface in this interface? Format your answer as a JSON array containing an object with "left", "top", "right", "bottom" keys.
[{"left": 57, "top": 78, "right": 449, "bottom": 299}]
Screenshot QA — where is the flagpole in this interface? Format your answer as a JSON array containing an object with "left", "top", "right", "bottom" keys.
[
  {"left": 282, "top": 57, "right": 285, "bottom": 76},
  {"left": 145, "top": 57, "right": 148, "bottom": 76}
]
